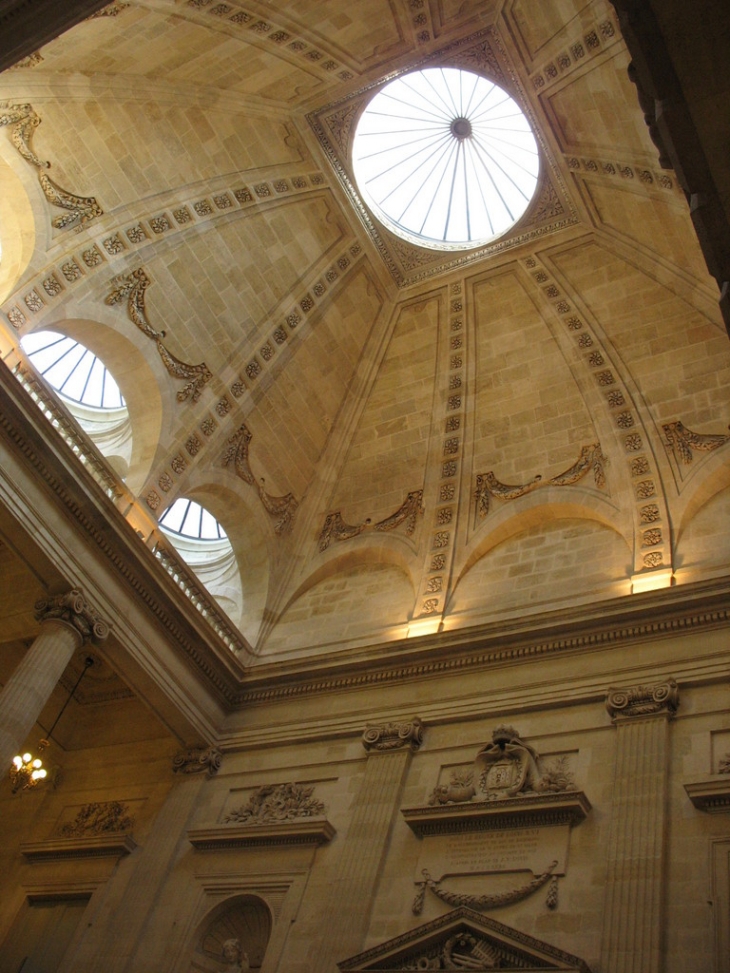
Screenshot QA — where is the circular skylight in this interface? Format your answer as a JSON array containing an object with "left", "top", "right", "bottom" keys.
[
  {"left": 352, "top": 67, "right": 540, "bottom": 250},
  {"left": 159, "top": 498, "right": 227, "bottom": 541},
  {"left": 21, "top": 330, "right": 125, "bottom": 409}
]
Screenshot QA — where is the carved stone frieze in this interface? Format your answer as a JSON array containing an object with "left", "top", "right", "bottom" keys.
[
  {"left": 663, "top": 419, "right": 730, "bottom": 465},
  {"left": 362, "top": 718, "right": 424, "bottom": 753},
  {"left": 0, "top": 103, "right": 102, "bottom": 229},
  {"left": 606, "top": 678, "right": 679, "bottom": 722},
  {"left": 224, "top": 782, "right": 325, "bottom": 824},
  {"left": 223, "top": 424, "right": 298, "bottom": 533},
  {"left": 105, "top": 268, "right": 212, "bottom": 403},
  {"left": 319, "top": 490, "right": 424, "bottom": 551},
  {"left": 172, "top": 746, "right": 222, "bottom": 777},
  {"left": 58, "top": 801, "right": 134, "bottom": 837},
  {"left": 475, "top": 443, "right": 606, "bottom": 518},
  {"left": 412, "top": 860, "right": 558, "bottom": 915},
  {"left": 34, "top": 588, "right": 109, "bottom": 643}
]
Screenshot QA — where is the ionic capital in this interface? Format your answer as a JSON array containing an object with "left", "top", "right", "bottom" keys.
[
  {"left": 34, "top": 589, "right": 109, "bottom": 644},
  {"left": 606, "top": 678, "right": 678, "bottom": 723},
  {"left": 362, "top": 717, "right": 423, "bottom": 753}
]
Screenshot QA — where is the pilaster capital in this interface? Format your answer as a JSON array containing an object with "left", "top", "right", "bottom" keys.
[
  {"left": 606, "top": 678, "right": 679, "bottom": 723},
  {"left": 172, "top": 745, "right": 222, "bottom": 778},
  {"left": 362, "top": 717, "right": 424, "bottom": 753},
  {"left": 34, "top": 589, "right": 109, "bottom": 644}
]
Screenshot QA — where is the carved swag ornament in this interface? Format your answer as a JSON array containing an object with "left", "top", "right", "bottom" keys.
[
  {"left": 319, "top": 490, "right": 424, "bottom": 551},
  {"left": 223, "top": 423, "right": 299, "bottom": 532}
]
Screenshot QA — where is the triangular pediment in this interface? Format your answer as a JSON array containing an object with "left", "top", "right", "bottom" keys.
[{"left": 338, "top": 907, "right": 592, "bottom": 971}]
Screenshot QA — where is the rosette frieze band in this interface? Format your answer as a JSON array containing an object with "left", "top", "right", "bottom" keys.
[
  {"left": 606, "top": 678, "right": 679, "bottom": 722},
  {"left": 362, "top": 718, "right": 424, "bottom": 753},
  {"left": 34, "top": 588, "right": 109, "bottom": 644}
]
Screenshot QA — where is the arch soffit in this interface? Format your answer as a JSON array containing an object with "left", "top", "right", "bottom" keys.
[
  {"left": 453, "top": 487, "right": 631, "bottom": 592},
  {"left": 0, "top": 152, "right": 36, "bottom": 305},
  {"left": 671, "top": 447, "right": 730, "bottom": 549},
  {"left": 24, "top": 315, "right": 164, "bottom": 493},
  {"left": 278, "top": 539, "right": 417, "bottom": 622}
]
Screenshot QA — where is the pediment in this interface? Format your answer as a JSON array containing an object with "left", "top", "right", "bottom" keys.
[{"left": 338, "top": 907, "right": 592, "bottom": 971}]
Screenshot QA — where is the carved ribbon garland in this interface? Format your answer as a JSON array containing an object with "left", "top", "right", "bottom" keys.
[
  {"left": 663, "top": 419, "right": 730, "bottom": 465},
  {"left": 104, "top": 268, "right": 212, "bottom": 403},
  {"left": 412, "top": 860, "right": 558, "bottom": 915},
  {"left": 0, "top": 102, "right": 103, "bottom": 229},
  {"left": 223, "top": 423, "right": 298, "bottom": 532},
  {"left": 318, "top": 489, "right": 424, "bottom": 551},
  {"left": 475, "top": 442, "right": 606, "bottom": 518}
]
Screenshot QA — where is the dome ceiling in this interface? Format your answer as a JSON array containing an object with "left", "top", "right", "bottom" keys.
[{"left": 1, "top": 0, "right": 729, "bottom": 669}]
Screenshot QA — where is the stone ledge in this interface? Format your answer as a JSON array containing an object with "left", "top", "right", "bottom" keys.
[
  {"left": 188, "top": 819, "right": 336, "bottom": 849},
  {"left": 684, "top": 777, "right": 730, "bottom": 812},
  {"left": 21, "top": 834, "right": 137, "bottom": 861},
  {"left": 401, "top": 791, "right": 592, "bottom": 837}
]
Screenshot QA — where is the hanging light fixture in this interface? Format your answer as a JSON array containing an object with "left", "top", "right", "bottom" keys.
[{"left": 9, "top": 656, "right": 94, "bottom": 794}]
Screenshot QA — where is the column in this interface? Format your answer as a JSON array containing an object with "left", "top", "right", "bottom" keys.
[
  {"left": 0, "top": 588, "right": 108, "bottom": 771},
  {"left": 600, "top": 678, "right": 678, "bottom": 973},
  {"left": 313, "top": 717, "right": 423, "bottom": 973}
]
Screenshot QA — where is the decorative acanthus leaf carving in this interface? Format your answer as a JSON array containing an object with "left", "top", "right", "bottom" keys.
[
  {"left": 224, "top": 782, "right": 325, "bottom": 824},
  {"left": 475, "top": 443, "right": 606, "bottom": 518},
  {"left": 172, "top": 746, "right": 222, "bottom": 777},
  {"left": 413, "top": 861, "right": 558, "bottom": 915},
  {"left": 606, "top": 679, "right": 679, "bottom": 722},
  {"left": 59, "top": 801, "right": 134, "bottom": 837},
  {"left": 319, "top": 490, "right": 424, "bottom": 551},
  {"left": 362, "top": 718, "right": 424, "bottom": 753},
  {"left": 663, "top": 419, "right": 730, "bottom": 465},
  {"left": 105, "top": 268, "right": 212, "bottom": 403},
  {"left": 0, "top": 102, "right": 103, "bottom": 229},
  {"left": 223, "top": 425, "right": 298, "bottom": 533},
  {"left": 34, "top": 588, "right": 109, "bottom": 643}
]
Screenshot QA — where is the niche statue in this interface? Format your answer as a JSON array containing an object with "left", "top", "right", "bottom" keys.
[{"left": 221, "top": 938, "right": 249, "bottom": 973}]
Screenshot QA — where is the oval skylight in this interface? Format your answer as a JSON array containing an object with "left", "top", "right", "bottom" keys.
[
  {"left": 352, "top": 67, "right": 540, "bottom": 250},
  {"left": 159, "top": 498, "right": 227, "bottom": 541},
  {"left": 21, "top": 330, "right": 125, "bottom": 409}
]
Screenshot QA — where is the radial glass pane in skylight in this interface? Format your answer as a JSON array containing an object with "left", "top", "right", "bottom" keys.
[
  {"left": 21, "top": 330, "right": 125, "bottom": 409},
  {"left": 159, "top": 498, "right": 227, "bottom": 540},
  {"left": 352, "top": 67, "right": 540, "bottom": 250}
]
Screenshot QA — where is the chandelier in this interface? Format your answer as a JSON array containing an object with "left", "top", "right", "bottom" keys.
[{"left": 9, "top": 655, "right": 94, "bottom": 794}]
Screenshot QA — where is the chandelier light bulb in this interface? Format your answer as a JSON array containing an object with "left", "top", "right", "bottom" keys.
[
  {"left": 22, "top": 753, "right": 31, "bottom": 763},
  {"left": 12, "top": 755, "right": 23, "bottom": 769}
]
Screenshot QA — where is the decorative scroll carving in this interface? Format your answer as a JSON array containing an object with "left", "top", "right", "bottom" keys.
[
  {"left": 223, "top": 424, "right": 299, "bottom": 532},
  {"left": 362, "top": 718, "right": 424, "bottom": 753},
  {"left": 172, "top": 746, "right": 222, "bottom": 777},
  {"left": 34, "top": 588, "right": 109, "bottom": 643},
  {"left": 720, "top": 754, "right": 730, "bottom": 774},
  {"left": 104, "top": 268, "right": 212, "bottom": 403},
  {"left": 429, "top": 727, "right": 576, "bottom": 805},
  {"left": 223, "top": 782, "right": 325, "bottom": 824},
  {"left": 0, "top": 103, "right": 102, "bottom": 229},
  {"left": 606, "top": 678, "right": 679, "bottom": 722},
  {"left": 663, "top": 419, "right": 730, "bottom": 464},
  {"left": 475, "top": 443, "right": 606, "bottom": 517},
  {"left": 319, "top": 490, "right": 424, "bottom": 551},
  {"left": 59, "top": 801, "right": 134, "bottom": 837},
  {"left": 413, "top": 860, "right": 558, "bottom": 915}
]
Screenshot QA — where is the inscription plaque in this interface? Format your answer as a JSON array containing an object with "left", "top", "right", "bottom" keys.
[{"left": 415, "top": 824, "right": 569, "bottom": 881}]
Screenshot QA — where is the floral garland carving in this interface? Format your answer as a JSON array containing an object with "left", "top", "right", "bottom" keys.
[
  {"left": 58, "top": 801, "right": 134, "bottom": 837},
  {"left": 104, "top": 268, "right": 212, "bottom": 403},
  {"left": 663, "top": 420, "right": 730, "bottom": 465},
  {"left": 224, "top": 782, "right": 325, "bottom": 824},
  {"left": 0, "top": 103, "right": 103, "bottom": 229},
  {"left": 412, "top": 861, "right": 558, "bottom": 915},
  {"left": 318, "top": 489, "right": 423, "bottom": 551},
  {"left": 223, "top": 424, "right": 298, "bottom": 532},
  {"left": 475, "top": 442, "right": 606, "bottom": 518}
]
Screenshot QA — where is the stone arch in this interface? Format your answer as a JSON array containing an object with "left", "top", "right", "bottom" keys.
[
  {"left": 188, "top": 894, "right": 272, "bottom": 973},
  {"left": 0, "top": 153, "right": 35, "bottom": 305}
]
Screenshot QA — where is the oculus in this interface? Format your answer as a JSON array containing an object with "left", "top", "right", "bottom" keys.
[{"left": 352, "top": 67, "right": 539, "bottom": 250}]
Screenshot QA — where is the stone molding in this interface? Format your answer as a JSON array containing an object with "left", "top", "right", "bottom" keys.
[
  {"left": 34, "top": 588, "right": 109, "bottom": 644},
  {"left": 362, "top": 718, "right": 423, "bottom": 753},
  {"left": 684, "top": 777, "right": 730, "bottom": 813},
  {"left": 21, "top": 834, "right": 137, "bottom": 862},
  {"left": 188, "top": 820, "right": 335, "bottom": 850},
  {"left": 401, "top": 791, "right": 592, "bottom": 838},
  {"left": 606, "top": 678, "right": 679, "bottom": 722}
]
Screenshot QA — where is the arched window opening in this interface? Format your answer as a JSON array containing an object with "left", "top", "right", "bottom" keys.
[{"left": 20, "top": 329, "right": 132, "bottom": 479}]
